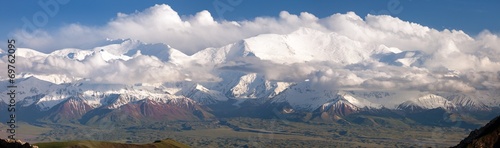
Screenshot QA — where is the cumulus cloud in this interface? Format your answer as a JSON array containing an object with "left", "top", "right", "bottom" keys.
[
  {"left": 14, "top": 4, "right": 325, "bottom": 55},
  {"left": 5, "top": 4, "right": 500, "bottom": 93},
  {"left": 1, "top": 47, "right": 219, "bottom": 85}
]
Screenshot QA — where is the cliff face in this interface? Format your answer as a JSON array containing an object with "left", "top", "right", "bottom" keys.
[
  {"left": 453, "top": 115, "right": 500, "bottom": 148},
  {"left": 0, "top": 139, "right": 38, "bottom": 148}
]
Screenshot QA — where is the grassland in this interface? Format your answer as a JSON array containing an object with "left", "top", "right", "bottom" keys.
[
  {"left": 0, "top": 122, "right": 52, "bottom": 142},
  {"left": 7, "top": 116, "right": 471, "bottom": 147},
  {"left": 35, "top": 139, "right": 189, "bottom": 148}
]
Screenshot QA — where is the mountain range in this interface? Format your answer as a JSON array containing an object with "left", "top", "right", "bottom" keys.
[{"left": 0, "top": 28, "right": 499, "bottom": 127}]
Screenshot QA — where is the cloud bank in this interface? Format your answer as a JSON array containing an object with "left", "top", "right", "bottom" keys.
[{"left": 4, "top": 4, "right": 500, "bottom": 93}]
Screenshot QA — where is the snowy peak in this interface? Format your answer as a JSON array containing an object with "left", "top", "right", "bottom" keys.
[
  {"left": 93, "top": 48, "right": 132, "bottom": 62},
  {"left": 373, "top": 44, "right": 403, "bottom": 54},
  {"left": 3, "top": 26, "right": 500, "bottom": 124},
  {"left": 229, "top": 73, "right": 272, "bottom": 99},
  {"left": 50, "top": 48, "right": 93, "bottom": 61},
  {"left": 168, "top": 47, "right": 191, "bottom": 65},
  {"left": 122, "top": 40, "right": 189, "bottom": 63},
  {"left": 290, "top": 27, "right": 325, "bottom": 35},
  {"left": 44, "top": 96, "right": 94, "bottom": 122},
  {"left": 272, "top": 82, "right": 332, "bottom": 111},
  {"left": 191, "top": 40, "right": 249, "bottom": 65},
  {"left": 0, "top": 76, "right": 202, "bottom": 111},
  {"left": 241, "top": 27, "right": 371, "bottom": 64},
  {"left": 191, "top": 27, "right": 373, "bottom": 65},
  {"left": 318, "top": 99, "right": 359, "bottom": 117},
  {"left": 375, "top": 50, "right": 427, "bottom": 67},
  {"left": 0, "top": 76, "right": 76, "bottom": 110},
  {"left": 89, "top": 39, "right": 189, "bottom": 63},
  {"left": 14, "top": 39, "right": 187, "bottom": 64},
  {"left": 14, "top": 48, "right": 48, "bottom": 58},
  {"left": 102, "top": 94, "right": 140, "bottom": 109},
  {"left": 21, "top": 73, "right": 83, "bottom": 85},
  {"left": 272, "top": 82, "right": 384, "bottom": 112},
  {"left": 179, "top": 83, "right": 228, "bottom": 105},
  {"left": 336, "top": 91, "right": 382, "bottom": 109},
  {"left": 398, "top": 94, "right": 456, "bottom": 111},
  {"left": 444, "top": 93, "right": 489, "bottom": 111},
  {"left": 315, "top": 91, "right": 382, "bottom": 116},
  {"left": 93, "top": 39, "right": 143, "bottom": 55}
]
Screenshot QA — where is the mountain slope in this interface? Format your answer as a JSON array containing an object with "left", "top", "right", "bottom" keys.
[
  {"left": 0, "top": 139, "right": 37, "bottom": 148},
  {"left": 81, "top": 97, "right": 213, "bottom": 125},
  {"left": 397, "top": 94, "right": 456, "bottom": 112},
  {"left": 192, "top": 27, "right": 375, "bottom": 65},
  {"left": 243, "top": 27, "right": 374, "bottom": 64},
  {"left": 453, "top": 115, "right": 500, "bottom": 148},
  {"left": 166, "top": 82, "right": 229, "bottom": 105},
  {"left": 43, "top": 96, "right": 94, "bottom": 123},
  {"left": 443, "top": 93, "right": 490, "bottom": 111},
  {"left": 272, "top": 83, "right": 380, "bottom": 112},
  {"left": 1, "top": 27, "right": 499, "bottom": 127}
]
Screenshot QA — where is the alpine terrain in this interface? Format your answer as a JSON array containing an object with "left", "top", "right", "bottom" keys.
[{"left": 1, "top": 11, "right": 499, "bottom": 147}]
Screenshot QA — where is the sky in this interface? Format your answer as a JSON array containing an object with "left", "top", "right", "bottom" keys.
[
  {"left": 0, "top": 0, "right": 500, "bottom": 93},
  {"left": 1, "top": 0, "right": 499, "bottom": 39}
]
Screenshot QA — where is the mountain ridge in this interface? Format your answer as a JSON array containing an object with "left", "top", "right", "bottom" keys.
[{"left": 1, "top": 27, "right": 498, "bottom": 127}]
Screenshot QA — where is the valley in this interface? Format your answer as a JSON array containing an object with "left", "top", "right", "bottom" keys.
[{"left": 0, "top": 116, "right": 478, "bottom": 147}]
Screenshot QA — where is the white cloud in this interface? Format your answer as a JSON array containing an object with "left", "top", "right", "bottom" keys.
[
  {"left": 13, "top": 4, "right": 328, "bottom": 54},
  {"left": 6, "top": 4, "right": 500, "bottom": 93},
  {"left": 1, "top": 48, "right": 218, "bottom": 85}
]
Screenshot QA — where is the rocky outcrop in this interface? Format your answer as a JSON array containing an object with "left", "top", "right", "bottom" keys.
[
  {"left": 0, "top": 139, "right": 38, "bottom": 148},
  {"left": 453, "top": 115, "right": 500, "bottom": 148}
]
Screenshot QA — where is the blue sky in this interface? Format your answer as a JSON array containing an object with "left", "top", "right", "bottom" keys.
[{"left": 0, "top": 0, "right": 499, "bottom": 39}]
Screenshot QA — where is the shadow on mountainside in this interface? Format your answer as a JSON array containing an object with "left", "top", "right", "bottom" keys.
[
  {"left": 0, "top": 139, "right": 38, "bottom": 148},
  {"left": 452, "top": 115, "right": 500, "bottom": 148}
]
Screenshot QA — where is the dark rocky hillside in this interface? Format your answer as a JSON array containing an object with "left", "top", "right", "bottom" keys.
[
  {"left": 453, "top": 115, "right": 500, "bottom": 148},
  {"left": 0, "top": 139, "right": 38, "bottom": 148}
]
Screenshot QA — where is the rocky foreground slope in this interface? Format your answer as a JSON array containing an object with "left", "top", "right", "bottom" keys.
[
  {"left": 0, "top": 139, "right": 38, "bottom": 148},
  {"left": 453, "top": 115, "right": 500, "bottom": 148}
]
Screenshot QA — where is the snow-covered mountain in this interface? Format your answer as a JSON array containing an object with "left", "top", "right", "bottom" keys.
[
  {"left": 271, "top": 82, "right": 382, "bottom": 116},
  {"left": 165, "top": 81, "right": 229, "bottom": 105},
  {"left": 191, "top": 28, "right": 378, "bottom": 65},
  {"left": 314, "top": 91, "right": 382, "bottom": 116},
  {"left": 1, "top": 28, "right": 499, "bottom": 123},
  {"left": 397, "top": 94, "right": 456, "bottom": 111},
  {"left": 440, "top": 93, "right": 494, "bottom": 111}
]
